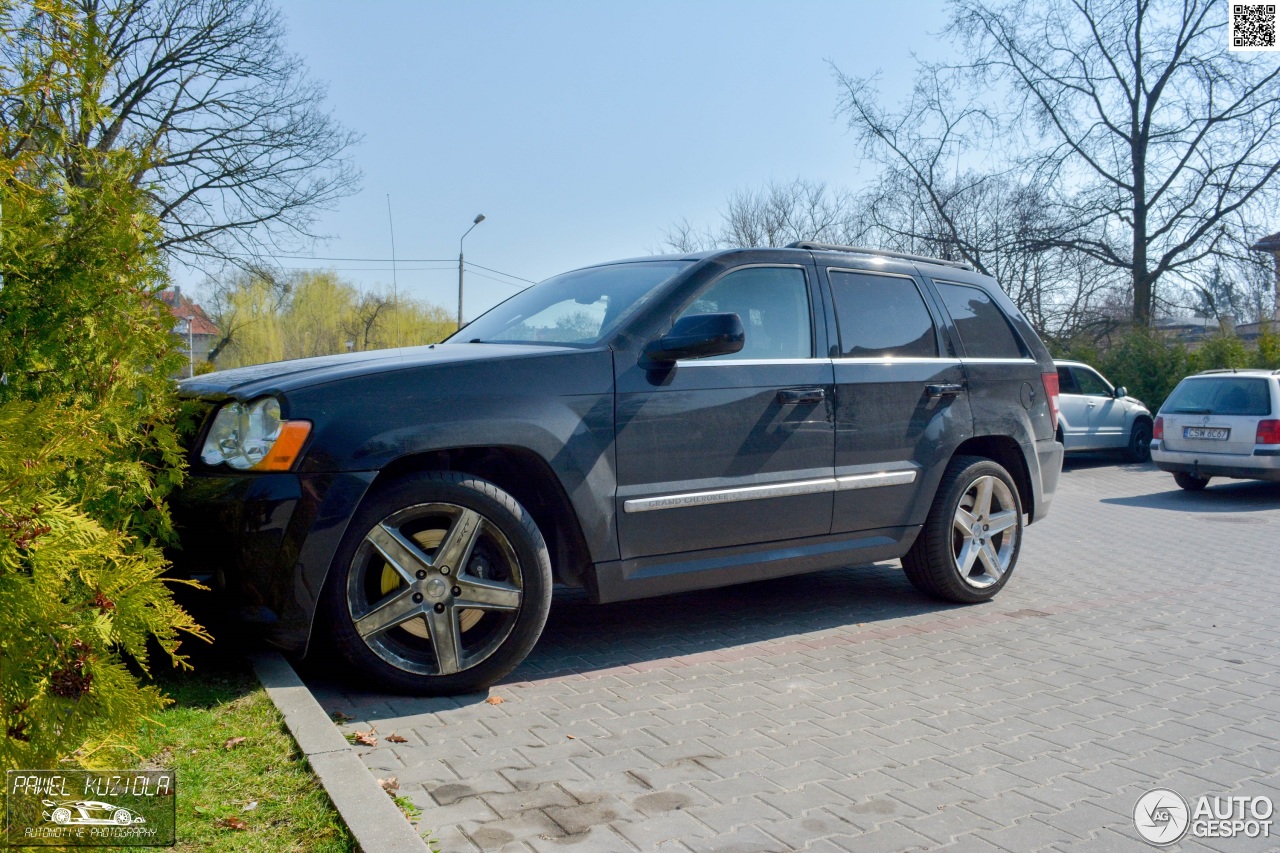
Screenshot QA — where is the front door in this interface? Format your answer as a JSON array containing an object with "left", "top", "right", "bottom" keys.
[
  {"left": 614, "top": 265, "right": 835, "bottom": 560},
  {"left": 1072, "top": 366, "right": 1125, "bottom": 447}
]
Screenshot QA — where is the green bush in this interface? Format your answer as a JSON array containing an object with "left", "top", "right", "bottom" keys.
[{"left": 0, "top": 2, "right": 207, "bottom": 771}]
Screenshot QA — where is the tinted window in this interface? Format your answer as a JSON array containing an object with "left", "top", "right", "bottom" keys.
[
  {"left": 936, "top": 282, "right": 1025, "bottom": 358},
  {"left": 678, "top": 266, "right": 812, "bottom": 360},
  {"left": 1056, "top": 366, "right": 1081, "bottom": 395},
  {"left": 828, "top": 271, "right": 937, "bottom": 358},
  {"left": 453, "top": 260, "right": 690, "bottom": 346},
  {"left": 1074, "top": 368, "right": 1112, "bottom": 396},
  {"left": 1163, "top": 377, "right": 1272, "bottom": 416}
]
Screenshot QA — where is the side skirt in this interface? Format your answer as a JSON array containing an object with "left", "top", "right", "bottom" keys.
[{"left": 590, "top": 526, "right": 919, "bottom": 604}]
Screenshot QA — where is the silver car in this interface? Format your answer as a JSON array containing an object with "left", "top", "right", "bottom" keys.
[
  {"left": 1152, "top": 369, "right": 1280, "bottom": 490},
  {"left": 1054, "top": 360, "right": 1154, "bottom": 461}
]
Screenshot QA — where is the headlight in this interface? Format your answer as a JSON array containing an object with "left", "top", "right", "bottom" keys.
[{"left": 200, "top": 397, "right": 311, "bottom": 471}]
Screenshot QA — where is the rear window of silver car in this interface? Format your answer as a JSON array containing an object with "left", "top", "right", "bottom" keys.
[{"left": 1163, "top": 377, "right": 1272, "bottom": 417}]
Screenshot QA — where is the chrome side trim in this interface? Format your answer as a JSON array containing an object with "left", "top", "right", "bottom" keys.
[
  {"left": 836, "top": 470, "right": 918, "bottom": 490},
  {"left": 623, "top": 477, "right": 835, "bottom": 513},
  {"left": 623, "top": 469, "right": 918, "bottom": 513}
]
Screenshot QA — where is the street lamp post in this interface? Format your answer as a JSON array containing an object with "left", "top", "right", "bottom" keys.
[
  {"left": 458, "top": 214, "right": 485, "bottom": 329},
  {"left": 186, "top": 314, "right": 195, "bottom": 378}
]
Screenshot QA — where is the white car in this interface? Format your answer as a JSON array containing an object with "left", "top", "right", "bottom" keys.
[
  {"left": 1152, "top": 369, "right": 1280, "bottom": 490},
  {"left": 1054, "top": 361, "right": 1154, "bottom": 461}
]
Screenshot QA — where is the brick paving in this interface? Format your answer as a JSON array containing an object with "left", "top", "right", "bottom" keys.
[{"left": 306, "top": 458, "right": 1280, "bottom": 852}]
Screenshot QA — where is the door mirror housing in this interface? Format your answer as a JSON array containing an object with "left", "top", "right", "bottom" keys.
[
  {"left": 1114, "top": 386, "right": 1127, "bottom": 398},
  {"left": 645, "top": 313, "right": 745, "bottom": 363}
]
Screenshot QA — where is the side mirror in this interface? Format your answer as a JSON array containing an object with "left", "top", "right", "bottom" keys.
[
  {"left": 1114, "top": 386, "right": 1127, "bottom": 398},
  {"left": 645, "top": 313, "right": 745, "bottom": 363}
]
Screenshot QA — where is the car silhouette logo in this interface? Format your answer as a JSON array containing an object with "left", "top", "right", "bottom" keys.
[{"left": 41, "top": 800, "right": 147, "bottom": 826}]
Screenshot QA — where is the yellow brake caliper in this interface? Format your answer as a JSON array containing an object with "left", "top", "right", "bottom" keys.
[{"left": 380, "top": 528, "right": 481, "bottom": 635}]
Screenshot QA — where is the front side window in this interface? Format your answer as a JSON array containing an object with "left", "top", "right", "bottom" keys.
[
  {"left": 828, "top": 270, "right": 938, "bottom": 358},
  {"left": 452, "top": 260, "right": 691, "bottom": 346},
  {"left": 676, "top": 266, "right": 812, "bottom": 360},
  {"left": 1163, "top": 377, "right": 1272, "bottom": 416},
  {"left": 935, "top": 282, "right": 1026, "bottom": 359},
  {"left": 1073, "top": 368, "right": 1112, "bottom": 396}
]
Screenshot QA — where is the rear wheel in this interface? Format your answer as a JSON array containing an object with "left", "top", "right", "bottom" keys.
[
  {"left": 1125, "top": 420, "right": 1152, "bottom": 462},
  {"left": 324, "top": 471, "right": 552, "bottom": 694},
  {"left": 1173, "top": 472, "right": 1210, "bottom": 491},
  {"left": 902, "top": 456, "right": 1023, "bottom": 604}
]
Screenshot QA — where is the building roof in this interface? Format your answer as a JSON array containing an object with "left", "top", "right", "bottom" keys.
[
  {"left": 1252, "top": 231, "right": 1280, "bottom": 253},
  {"left": 160, "top": 287, "right": 219, "bottom": 337}
]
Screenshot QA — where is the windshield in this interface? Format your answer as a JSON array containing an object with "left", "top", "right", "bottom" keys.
[
  {"left": 1163, "top": 377, "right": 1272, "bottom": 416},
  {"left": 449, "top": 260, "right": 692, "bottom": 347}
]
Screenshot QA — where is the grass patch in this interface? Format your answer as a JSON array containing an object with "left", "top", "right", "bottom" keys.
[{"left": 134, "top": 656, "right": 355, "bottom": 852}]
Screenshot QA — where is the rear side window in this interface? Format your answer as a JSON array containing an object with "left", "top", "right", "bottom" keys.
[
  {"left": 1056, "top": 366, "right": 1081, "bottom": 394},
  {"left": 936, "top": 282, "right": 1025, "bottom": 359},
  {"left": 828, "top": 271, "right": 938, "bottom": 358},
  {"left": 1163, "top": 377, "right": 1272, "bottom": 416}
]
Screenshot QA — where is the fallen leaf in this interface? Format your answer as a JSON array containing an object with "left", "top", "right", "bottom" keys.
[
  {"left": 216, "top": 817, "right": 248, "bottom": 831},
  {"left": 330, "top": 710, "right": 354, "bottom": 722},
  {"left": 386, "top": 733, "right": 408, "bottom": 744},
  {"left": 485, "top": 696, "right": 505, "bottom": 705},
  {"left": 242, "top": 801, "right": 259, "bottom": 812},
  {"left": 223, "top": 737, "right": 246, "bottom": 750},
  {"left": 352, "top": 727, "right": 377, "bottom": 747},
  {"left": 378, "top": 777, "right": 400, "bottom": 794}
]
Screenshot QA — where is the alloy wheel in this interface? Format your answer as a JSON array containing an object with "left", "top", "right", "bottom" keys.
[
  {"left": 346, "top": 502, "right": 524, "bottom": 676},
  {"left": 951, "top": 475, "right": 1019, "bottom": 589}
]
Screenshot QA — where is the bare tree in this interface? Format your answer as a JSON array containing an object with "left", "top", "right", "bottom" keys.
[
  {"left": 3, "top": 0, "right": 361, "bottom": 266},
  {"left": 661, "top": 179, "right": 866, "bottom": 252},
  {"left": 937, "top": 0, "right": 1280, "bottom": 326}
]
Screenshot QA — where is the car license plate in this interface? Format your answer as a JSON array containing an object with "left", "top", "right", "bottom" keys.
[{"left": 1184, "top": 426, "right": 1229, "bottom": 440}]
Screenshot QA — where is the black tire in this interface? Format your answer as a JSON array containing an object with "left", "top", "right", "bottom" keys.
[
  {"left": 1125, "top": 420, "right": 1153, "bottom": 463},
  {"left": 322, "top": 471, "right": 552, "bottom": 695},
  {"left": 1173, "top": 472, "right": 1210, "bottom": 491},
  {"left": 902, "top": 455, "right": 1023, "bottom": 604}
]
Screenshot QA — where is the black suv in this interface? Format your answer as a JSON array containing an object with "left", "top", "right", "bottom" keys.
[{"left": 175, "top": 243, "right": 1064, "bottom": 694}]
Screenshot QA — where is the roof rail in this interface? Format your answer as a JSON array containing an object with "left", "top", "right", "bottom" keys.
[
  {"left": 785, "top": 241, "right": 974, "bottom": 271},
  {"left": 1197, "top": 368, "right": 1240, "bottom": 375}
]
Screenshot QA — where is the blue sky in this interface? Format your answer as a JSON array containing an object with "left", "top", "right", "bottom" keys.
[{"left": 232, "top": 0, "right": 952, "bottom": 320}]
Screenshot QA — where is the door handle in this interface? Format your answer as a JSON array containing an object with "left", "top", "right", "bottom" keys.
[
  {"left": 777, "top": 388, "right": 826, "bottom": 405},
  {"left": 925, "top": 383, "right": 964, "bottom": 398}
]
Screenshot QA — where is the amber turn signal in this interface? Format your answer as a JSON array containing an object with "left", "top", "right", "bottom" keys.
[{"left": 252, "top": 421, "right": 312, "bottom": 471}]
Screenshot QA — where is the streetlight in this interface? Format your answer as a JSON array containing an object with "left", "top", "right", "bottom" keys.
[
  {"left": 458, "top": 213, "right": 485, "bottom": 329},
  {"left": 185, "top": 314, "right": 195, "bottom": 378}
]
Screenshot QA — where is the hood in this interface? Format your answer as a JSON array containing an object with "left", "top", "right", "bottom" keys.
[
  {"left": 179, "top": 342, "right": 582, "bottom": 401},
  {"left": 1123, "top": 395, "right": 1149, "bottom": 411}
]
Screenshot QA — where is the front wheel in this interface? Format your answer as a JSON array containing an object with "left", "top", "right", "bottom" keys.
[
  {"left": 1173, "top": 472, "right": 1209, "bottom": 491},
  {"left": 902, "top": 456, "right": 1023, "bottom": 604},
  {"left": 1125, "top": 421, "right": 1152, "bottom": 462},
  {"left": 324, "top": 471, "right": 553, "bottom": 695}
]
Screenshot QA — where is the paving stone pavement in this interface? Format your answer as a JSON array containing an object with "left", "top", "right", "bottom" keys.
[{"left": 304, "top": 458, "right": 1280, "bottom": 852}]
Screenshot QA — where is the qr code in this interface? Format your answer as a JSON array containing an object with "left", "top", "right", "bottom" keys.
[{"left": 1231, "top": 4, "right": 1278, "bottom": 49}]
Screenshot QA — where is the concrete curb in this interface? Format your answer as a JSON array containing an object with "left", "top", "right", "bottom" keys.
[{"left": 250, "top": 652, "right": 429, "bottom": 853}]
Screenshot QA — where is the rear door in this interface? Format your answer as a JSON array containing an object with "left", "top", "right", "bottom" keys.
[
  {"left": 1055, "top": 365, "right": 1089, "bottom": 448},
  {"left": 824, "top": 266, "right": 969, "bottom": 534},
  {"left": 614, "top": 264, "right": 836, "bottom": 559}
]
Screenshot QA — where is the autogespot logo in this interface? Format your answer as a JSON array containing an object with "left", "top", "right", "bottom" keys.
[{"left": 1134, "top": 788, "right": 1190, "bottom": 845}]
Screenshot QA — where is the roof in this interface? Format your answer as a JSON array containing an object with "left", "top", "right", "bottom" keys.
[
  {"left": 160, "top": 288, "right": 219, "bottom": 336},
  {"left": 1252, "top": 231, "right": 1280, "bottom": 252}
]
